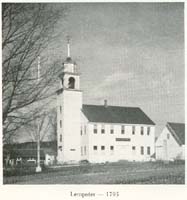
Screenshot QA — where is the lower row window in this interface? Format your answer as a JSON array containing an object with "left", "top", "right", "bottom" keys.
[
  {"left": 141, "top": 146, "right": 151, "bottom": 155},
  {"left": 93, "top": 146, "right": 114, "bottom": 151},
  {"left": 141, "top": 146, "right": 144, "bottom": 155},
  {"left": 93, "top": 145, "right": 151, "bottom": 155},
  {"left": 81, "top": 146, "right": 87, "bottom": 155}
]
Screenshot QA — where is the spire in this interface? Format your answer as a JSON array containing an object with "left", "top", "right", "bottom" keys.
[
  {"left": 64, "top": 35, "right": 75, "bottom": 64},
  {"left": 67, "top": 35, "right": 70, "bottom": 58}
]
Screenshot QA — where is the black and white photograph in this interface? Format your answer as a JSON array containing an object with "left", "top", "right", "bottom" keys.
[{"left": 1, "top": 1, "right": 185, "bottom": 187}]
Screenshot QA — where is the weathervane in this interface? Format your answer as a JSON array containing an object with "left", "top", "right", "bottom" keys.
[{"left": 67, "top": 35, "right": 71, "bottom": 58}]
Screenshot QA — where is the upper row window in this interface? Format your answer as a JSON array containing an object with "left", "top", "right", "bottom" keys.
[
  {"left": 141, "top": 127, "right": 151, "bottom": 135},
  {"left": 141, "top": 127, "right": 144, "bottom": 135},
  {"left": 110, "top": 125, "right": 114, "bottom": 134},
  {"left": 147, "top": 127, "right": 150, "bottom": 135},
  {"left": 101, "top": 124, "right": 105, "bottom": 134},
  {"left": 121, "top": 125, "right": 125, "bottom": 134},
  {"left": 94, "top": 124, "right": 106, "bottom": 134},
  {"left": 81, "top": 125, "right": 87, "bottom": 135},
  {"left": 132, "top": 126, "right": 135, "bottom": 135},
  {"left": 94, "top": 124, "right": 97, "bottom": 134},
  {"left": 93, "top": 125, "right": 151, "bottom": 135}
]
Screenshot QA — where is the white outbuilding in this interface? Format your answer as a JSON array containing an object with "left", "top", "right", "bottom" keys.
[{"left": 155, "top": 122, "right": 185, "bottom": 161}]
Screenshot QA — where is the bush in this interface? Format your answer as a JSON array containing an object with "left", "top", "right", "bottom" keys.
[{"left": 79, "top": 160, "right": 90, "bottom": 165}]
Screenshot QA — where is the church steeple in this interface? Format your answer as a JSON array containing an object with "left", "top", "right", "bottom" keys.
[
  {"left": 57, "top": 37, "right": 82, "bottom": 164},
  {"left": 58, "top": 36, "right": 80, "bottom": 91}
]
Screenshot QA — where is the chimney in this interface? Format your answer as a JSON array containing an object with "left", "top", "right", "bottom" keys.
[{"left": 104, "top": 99, "right": 108, "bottom": 107}]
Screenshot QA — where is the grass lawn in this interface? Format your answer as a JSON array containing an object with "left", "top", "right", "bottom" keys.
[{"left": 3, "top": 161, "right": 185, "bottom": 184}]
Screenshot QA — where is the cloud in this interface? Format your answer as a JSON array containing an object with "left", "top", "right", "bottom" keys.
[{"left": 87, "top": 71, "right": 134, "bottom": 99}]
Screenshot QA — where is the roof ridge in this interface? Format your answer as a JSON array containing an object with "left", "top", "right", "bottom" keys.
[{"left": 83, "top": 104, "right": 140, "bottom": 109}]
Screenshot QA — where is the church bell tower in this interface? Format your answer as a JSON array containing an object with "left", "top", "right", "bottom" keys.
[{"left": 57, "top": 37, "right": 82, "bottom": 163}]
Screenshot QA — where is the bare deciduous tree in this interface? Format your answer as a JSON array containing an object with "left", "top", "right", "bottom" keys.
[
  {"left": 26, "top": 109, "right": 56, "bottom": 143},
  {"left": 2, "top": 3, "right": 65, "bottom": 143}
]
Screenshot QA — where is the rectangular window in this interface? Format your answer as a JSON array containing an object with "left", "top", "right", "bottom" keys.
[
  {"left": 110, "top": 146, "right": 114, "bottom": 151},
  {"left": 132, "top": 126, "right": 135, "bottom": 135},
  {"left": 147, "top": 147, "right": 151, "bottom": 155},
  {"left": 110, "top": 125, "right": 114, "bottom": 134},
  {"left": 147, "top": 127, "right": 150, "bottom": 135},
  {"left": 93, "top": 124, "right": 97, "bottom": 134},
  {"left": 101, "top": 124, "right": 105, "bottom": 134},
  {"left": 60, "top": 134, "right": 62, "bottom": 142},
  {"left": 132, "top": 146, "right": 136, "bottom": 150},
  {"left": 93, "top": 146, "right": 97, "bottom": 150},
  {"left": 84, "top": 125, "right": 86, "bottom": 135},
  {"left": 101, "top": 146, "right": 105, "bottom": 150},
  {"left": 80, "top": 126, "right": 83, "bottom": 135},
  {"left": 60, "top": 120, "right": 62, "bottom": 128},
  {"left": 121, "top": 125, "right": 125, "bottom": 134},
  {"left": 84, "top": 146, "right": 86, "bottom": 155},
  {"left": 60, "top": 106, "right": 62, "bottom": 114},
  {"left": 141, "top": 127, "right": 144, "bottom": 135},
  {"left": 141, "top": 146, "right": 144, "bottom": 155},
  {"left": 167, "top": 133, "right": 170, "bottom": 139}
]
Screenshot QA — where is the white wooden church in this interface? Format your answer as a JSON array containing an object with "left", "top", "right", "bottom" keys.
[{"left": 56, "top": 41, "right": 155, "bottom": 164}]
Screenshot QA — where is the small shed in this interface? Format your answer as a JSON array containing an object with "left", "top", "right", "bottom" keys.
[{"left": 155, "top": 122, "right": 185, "bottom": 161}]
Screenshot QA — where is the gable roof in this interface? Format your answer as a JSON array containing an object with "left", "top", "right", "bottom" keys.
[
  {"left": 82, "top": 104, "right": 155, "bottom": 125},
  {"left": 166, "top": 122, "right": 185, "bottom": 145}
]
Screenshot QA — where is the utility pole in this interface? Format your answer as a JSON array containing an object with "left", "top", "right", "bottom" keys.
[{"left": 36, "top": 56, "right": 42, "bottom": 173}]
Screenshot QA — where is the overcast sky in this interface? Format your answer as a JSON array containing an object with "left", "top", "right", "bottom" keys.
[{"left": 46, "top": 3, "right": 184, "bottom": 137}]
